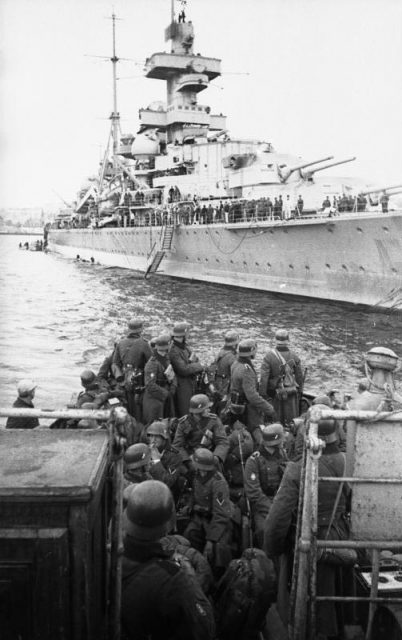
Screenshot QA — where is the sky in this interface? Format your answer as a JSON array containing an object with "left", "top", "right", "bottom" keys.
[{"left": 1, "top": 0, "right": 402, "bottom": 210}]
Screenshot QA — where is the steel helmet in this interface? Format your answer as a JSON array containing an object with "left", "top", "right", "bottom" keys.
[
  {"left": 317, "top": 418, "right": 337, "bottom": 444},
  {"left": 365, "top": 347, "right": 398, "bottom": 372},
  {"left": 238, "top": 339, "right": 257, "bottom": 357},
  {"left": 128, "top": 318, "right": 144, "bottom": 331},
  {"left": 80, "top": 369, "right": 96, "bottom": 384},
  {"left": 224, "top": 330, "right": 240, "bottom": 346},
  {"left": 125, "top": 480, "right": 175, "bottom": 541},
  {"left": 189, "top": 394, "right": 211, "bottom": 414},
  {"left": 155, "top": 334, "right": 170, "bottom": 351},
  {"left": 275, "top": 329, "right": 289, "bottom": 345},
  {"left": 172, "top": 322, "right": 189, "bottom": 337},
  {"left": 192, "top": 448, "right": 216, "bottom": 471},
  {"left": 261, "top": 423, "right": 284, "bottom": 445},
  {"left": 146, "top": 421, "right": 169, "bottom": 439},
  {"left": 124, "top": 443, "right": 151, "bottom": 470}
]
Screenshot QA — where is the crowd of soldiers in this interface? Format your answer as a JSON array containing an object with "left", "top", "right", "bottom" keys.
[{"left": 6, "top": 319, "right": 401, "bottom": 640}]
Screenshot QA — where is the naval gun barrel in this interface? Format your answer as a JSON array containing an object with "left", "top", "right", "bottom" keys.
[
  {"left": 280, "top": 156, "right": 334, "bottom": 182},
  {"left": 360, "top": 183, "right": 402, "bottom": 196},
  {"left": 303, "top": 156, "right": 357, "bottom": 176}
]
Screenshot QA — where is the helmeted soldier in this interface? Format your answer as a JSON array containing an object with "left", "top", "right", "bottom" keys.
[
  {"left": 264, "top": 418, "right": 353, "bottom": 638},
  {"left": 112, "top": 318, "right": 152, "bottom": 420},
  {"left": 123, "top": 442, "right": 153, "bottom": 487},
  {"left": 184, "top": 449, "right": 232, "bottom": 576},
  {"left": 230, "top": 338, "right": 276, "bottom": 444},
  {"left": 121, "top": 480, "right": 215, "bottom": 640},
  {"left": 169, "top": 322, "right": 204, "bottom": 417},
  {"left": 146, "top": 421, "right": 183, "bottom": 502},
  {"left": 143, "top": 334, "right": 177, "bottom": 423},
  {"left": 112, "top": 405, "right": 143, "bottom": 447},
  {"left": 259, "top": 329, "right": 303, "bottom": 426},
  {"left": 244, "top": 423, "right": 287, "bottom": 547},
  {"left": 212, "top": 330, "right": 240, "bottom": 400},
  {"left": 173, "top": 394, "right": 229, "bottom": 474},
  {"left": 76, "top": 369, "right": 110, "bottom": 408},
  {"left": 6, "top": 379, "right": 39, "bottom": 429},
  {"left": 223, "top": 419, "right": 254, "bottom": 503},
  {"left": 346, "top": 346, "right": 400, "bottom": 474}
]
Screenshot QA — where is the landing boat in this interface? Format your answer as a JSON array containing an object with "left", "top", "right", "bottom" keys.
[{"left": 47, "top": 1, "right": 402, "bottom": 311}]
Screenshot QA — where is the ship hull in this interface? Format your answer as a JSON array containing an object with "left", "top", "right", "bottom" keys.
[{"left": 48, "top": 212, "right": 402, "bottom": 311}]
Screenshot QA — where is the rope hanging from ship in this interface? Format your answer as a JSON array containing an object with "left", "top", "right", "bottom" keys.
[{"left": 205, "top": 223, "right": 268, "bottom": 256}]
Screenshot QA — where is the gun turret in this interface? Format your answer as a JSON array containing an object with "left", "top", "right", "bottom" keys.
[
  {"left": 303, "top": 157, "right": 356, "bottom": 178},
  {"left": 359, "top": 183, "right": 402, "bottom": 197},
  {"left": 280, "top": 156, "right": 334, "bottom": 182}
]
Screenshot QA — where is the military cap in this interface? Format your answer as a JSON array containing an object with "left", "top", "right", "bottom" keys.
[
  {"left": 312, "top": 395, "right": 331, "bottom": 407},
  {"left": 238, "top": 338, "right": 257, "bottom": 357},
  {"left": 17, "top": 379, "right": 37, "bottom": 397},
  {"left": 155, "top": 334, "right": 170, "bottom": 348},
  {"left": 261, "top": 423, "right": 284, "bottom": 445},
  {"left": 224, "top": 330, "right": 240, "bottom": 346},
  {"left": 124, "top": 443, "right": 151, "bottom": 470},
  {"left": 128, "top": 318, "right": 144, "bottom": 331},
  {"left": 189, "top": 393, "right": 211, "bottom": 414},
  {"left": 80, "top": 369, "right": 96, "bottom": 383},
  {"left": 172, "top": 322, "right": 189, "bottom": 337},
  {"left": 275, "top": 329, "right": 289, "bottom": 344},
  {"left": 147, "top": 421, "right": 169, "bottom": 439},
  {"left": 125, "top": 480, "right": 175, "bottom": 541}
]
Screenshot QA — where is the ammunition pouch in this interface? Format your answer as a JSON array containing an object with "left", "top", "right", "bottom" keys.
[{"left": 229, "top": 391, "right": 246, "bottom": 415}]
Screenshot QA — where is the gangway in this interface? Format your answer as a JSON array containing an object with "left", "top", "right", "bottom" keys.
[
  {"left": 290, "top": 407, "right": 402, "bottom": 640},
  {"left": 144, "top": 223, "right": 174, "bottom": 278}
]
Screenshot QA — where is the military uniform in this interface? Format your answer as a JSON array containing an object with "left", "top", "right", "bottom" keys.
[
  {"left": 223, "top": 421, "right": 254, "bottom": 499},
  {"left": 264, "top": 443, "right": 349, "bottom": 637},
  {"left": 231, "top": 357, "right": 275, "bottom": 439},
  {"left": 184, "top": 469, "right": 232, "bottom": 568},
  {"left": 76, "top": 375, "right": 110, "bottom": 408},
  {"left": 148, "top": 444, "right": 183, "bottom": 501},
  {"left": 113, "top": 331, "right": 152, "bottom": 420},
  {"left": 173, "top": 413, "right": 229, "bottom": 464},
  {"left": 244, "top": 446, "right": 286, "bottom": 546},
  {"left": 213, "top": 346, "right": 237, "bottom": 397},
  {"left": 169, "top": 340, "right": 203, "bottom": 417},
  {"left": 122, "top": 536, "right": 215, "bottom": 640},
  {"left": 259, "top": 345, "right": 303, "bottom": 425},
  {"left": 143, "top": 352, "right": 177, "bottom": 423}
]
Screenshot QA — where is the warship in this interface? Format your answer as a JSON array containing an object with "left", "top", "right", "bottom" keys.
[{"left": 48, "top": 1, "right": 402, "bottom": 311}]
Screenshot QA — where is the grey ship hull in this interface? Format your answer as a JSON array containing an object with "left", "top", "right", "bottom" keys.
[{"left": 48, "top": 211, "right": 402, "bottom": 311}]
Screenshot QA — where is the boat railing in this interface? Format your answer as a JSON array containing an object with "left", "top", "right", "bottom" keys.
[{"left": 49, "top": 201, "right": 401, "bottom": 231}]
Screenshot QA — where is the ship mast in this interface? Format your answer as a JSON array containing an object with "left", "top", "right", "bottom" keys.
[{"left": 110, "top": 12, "right": 120, "bottom": 171}]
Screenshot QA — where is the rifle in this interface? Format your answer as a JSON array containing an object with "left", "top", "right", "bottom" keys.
[{"left": 238, "top": 432, "right": 254, "bottom": 549}]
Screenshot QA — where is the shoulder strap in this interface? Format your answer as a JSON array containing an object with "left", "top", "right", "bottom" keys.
[{"left": 274, "top": 349, "right": 286, "bottom": 366}]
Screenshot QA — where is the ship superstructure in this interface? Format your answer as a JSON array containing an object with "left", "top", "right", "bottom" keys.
[{"left": 48, "top": 1, "right": 402, "bottom": 311}]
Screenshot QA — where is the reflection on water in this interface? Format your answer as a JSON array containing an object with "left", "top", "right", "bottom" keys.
[{"left": 1, "top": 234, "right": 401, "bottom": 424}]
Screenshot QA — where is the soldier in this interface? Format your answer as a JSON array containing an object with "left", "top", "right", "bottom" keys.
[
  {"left": 173, "top": 394, "right": 229, "bottom": 476},
  {"left": 76, "top": 369, "right": 110, "bottom": 408},
  {"left": 230, "top": 338, "right": 276, "bottom": 444},
  {"left": 223, "top": 419, "right": 254, "bottom": 504},
  {"left": 112, "top": 405, "right": 143, "bottom": 447},
  {"left": 259, "top": 329, "right": 303, "bottom": 426},
  {"left": 264, "top": 419, "right": 353, "bottom": 639},
  {"left": 123, "top": 442, "right": 152, "bottom": 487},
  {"left": 212, "top": 330, "right": 239, "bottom": 403},
  {"left": 244, "top": 423, "right": 287, "bottom": 547},
  {"left": 380, "top": 191, "right": 389, "bottom": 213},
  {"left": 121, "top": 480, "right": 215, "bottom": 640},
  {"left": 184, "top": 449, "right": 232, "bottom": 576},
  {"left": 6, "top": 379, "right": 39, "bottom": 429},
  {"left": 113, "top": 318, "right": 152, "bottom": 420},
  {"left": 169, "top": 322, "right": 204, "bottom": 417},
  {"left": 146, "top": 421, "right": 183, "bottom": 502},
  {"left": 143, "top": 334, "right": 177, "bottom": 423}
]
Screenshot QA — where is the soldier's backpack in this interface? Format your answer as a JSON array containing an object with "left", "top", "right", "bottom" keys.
[
  {"left": 274, "top": 349, "right": 298, "bottom": 395},
  {"left": 214, "top": 547, "right": 277, "bottom": 640}
]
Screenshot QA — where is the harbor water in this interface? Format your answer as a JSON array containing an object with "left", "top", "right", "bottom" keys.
[{"left": 1, "top": 234, "right": 402, "bottom": 426}]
